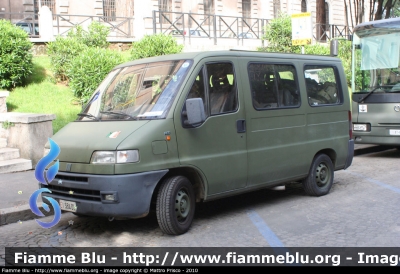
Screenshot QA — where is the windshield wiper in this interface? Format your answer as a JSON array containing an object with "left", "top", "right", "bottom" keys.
[
  {"left": 100, "top": 111, "right": 136, "bottom": 120},
  {"left": 358, "top": 86, "right": 383, "bottom": 103},
  {"left": 77, "top": 113, "right": 99, "bottom": 121},
  {"left": 358, "top": 85, "right": 400, "bottom": 102}
]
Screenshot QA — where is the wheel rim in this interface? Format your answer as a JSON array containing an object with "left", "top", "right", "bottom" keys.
[
  {"left": 315, "top": 162, "right": 330, "bottom": 187},
  {"left": 175, "top": 189, "right": 190, "bottom": 222}
]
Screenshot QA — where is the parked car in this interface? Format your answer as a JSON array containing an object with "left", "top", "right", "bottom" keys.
[
  {"left": 15, "top": 22, "right": 39, "bottom": 37},
  {"left": 238, "top": 32, "right": 254, "bottom": 39},
  {"left": 227, "top": 32, "right": 254, "bottom": 39},
  {"left": 169, "top": 29, "right": 208, "bottom": 37}
]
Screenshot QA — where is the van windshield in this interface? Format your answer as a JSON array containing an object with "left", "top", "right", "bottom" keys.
[
  {"left": 77, "top": 60, "right": 192, "bottom": 121},
  {"left": 353, "top": 32, "right": 400, "bottom": 93}
]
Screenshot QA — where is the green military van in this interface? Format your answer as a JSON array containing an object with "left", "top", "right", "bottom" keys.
[{"left": 43, "top": 50, "right": 354, "bottom": 235}]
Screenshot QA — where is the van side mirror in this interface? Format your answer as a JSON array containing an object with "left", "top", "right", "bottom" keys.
[{"left": 184, "top": 98, "right": 206, "bottom": 126}]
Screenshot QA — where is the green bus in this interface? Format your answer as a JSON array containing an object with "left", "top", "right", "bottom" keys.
[{"left": 351, "top": 17, "right": 400, "bottom": 145}]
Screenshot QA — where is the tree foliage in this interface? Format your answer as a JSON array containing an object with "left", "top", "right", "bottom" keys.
[
  {"left": 371, "top": 0, "right": 399, "bottom": 20},
  {"left": 345, "top": 0, "right": 399, "bottom": 29}
]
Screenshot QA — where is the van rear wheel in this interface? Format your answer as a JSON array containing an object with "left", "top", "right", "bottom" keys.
[
  {"left": 156, "top": 176, "right": 195, "bottom": 235},
  {"left": 302, "top": 154, "right": 334, "bottom": 196}
]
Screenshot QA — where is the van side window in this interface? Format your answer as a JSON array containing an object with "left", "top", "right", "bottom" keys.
[
  {"left": 248, "top": 63, "right": 300, "bottom": 109},
  {"left": 187, "top": 68, "right": 208, "bottom": 118},
  {"left": 183, "top": 62, "right": 238, "bottom": 125},
  {"left": 206, "top": 63, "right": 238, "bottom": 115},
  {"left": 305, "top": 66, "right": 341, "bottom": 106}
]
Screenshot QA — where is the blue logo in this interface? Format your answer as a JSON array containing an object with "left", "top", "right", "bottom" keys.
[{"left": 29, "top": 138, "right": 62, "bottom": 228}]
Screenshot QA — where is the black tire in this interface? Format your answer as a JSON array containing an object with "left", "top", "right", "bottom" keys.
[
  {"left": 156, "top": 176, "right": 195, "bottom": 235},
  {"left": 302, "top": 154, "right": 334, "bottom": 196}
]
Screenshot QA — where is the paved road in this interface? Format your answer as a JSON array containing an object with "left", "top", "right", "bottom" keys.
[{"left": 1, "top": 146, "right": 400, "bottom": 265}]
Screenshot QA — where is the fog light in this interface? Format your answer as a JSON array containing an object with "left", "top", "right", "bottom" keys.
[
  {"left": 101, "top": 191, "right": 119, "bottom": 203},
  {"left": 105, "top": 194, "right": 115, "bottom": 201}
]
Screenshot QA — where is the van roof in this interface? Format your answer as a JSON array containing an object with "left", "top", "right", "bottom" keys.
[{"left": 114, "top": 50, "right": 341, "bottom": 69}]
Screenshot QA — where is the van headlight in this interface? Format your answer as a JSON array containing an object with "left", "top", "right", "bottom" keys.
[{"left": 91, "top": 150, "right": 139, "bottom": 164}]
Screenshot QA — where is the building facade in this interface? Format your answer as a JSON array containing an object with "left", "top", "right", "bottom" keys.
[{"left": 0, "top": 0, "right": 369, "bottom": 46}]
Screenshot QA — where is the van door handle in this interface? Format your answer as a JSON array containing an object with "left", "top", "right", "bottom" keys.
[{"left": 236, "top": 119, "right": 246, "bottom": 133}]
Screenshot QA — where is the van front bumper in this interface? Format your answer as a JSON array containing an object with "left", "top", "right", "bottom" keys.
[{"left": 40, "top": 170, "right": 168, "bottom": 218}]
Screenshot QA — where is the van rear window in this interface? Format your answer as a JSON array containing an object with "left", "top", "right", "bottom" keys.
[
  {"left": 304, "top": 65, "right": 342, "bottom": 106},
  {"left": 248, "top": 63, "right": 300, "bottom": 110}
]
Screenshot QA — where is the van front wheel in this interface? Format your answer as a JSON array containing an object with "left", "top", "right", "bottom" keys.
[
  {"left": 156, "top": 176, "right": 195, "bottom": 235},
  {"left": 302, "top": 154, "right": 334, "bottom": 196}
]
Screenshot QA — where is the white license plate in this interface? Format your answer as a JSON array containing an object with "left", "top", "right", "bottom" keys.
[
  {"left": 59, "top": 199, "right": 77, "bottom": 212},
  {"left": 353, "top": 124, "right": 367, "bottom": 131},
  {"left": 389, "top": 129, "right": 400, "bottom": 136}
]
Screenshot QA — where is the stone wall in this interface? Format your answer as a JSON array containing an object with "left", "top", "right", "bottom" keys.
[
  {"left": 0, "top": 92, "right": 55, "bottom": 167},
  {"left": 0, "top": 113, "right": 55, "bottom": 167}
]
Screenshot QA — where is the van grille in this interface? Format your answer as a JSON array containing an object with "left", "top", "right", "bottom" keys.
[
  {"left": 55, "top": 174, "right": 88, "bottom": 182},
  {"left": 44, "top": 184, "right": 101, "bottom": 201}
]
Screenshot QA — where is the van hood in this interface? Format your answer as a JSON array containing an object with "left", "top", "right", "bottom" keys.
[{"left": 51, "top": 121, "right": 149, "bottom": 163}]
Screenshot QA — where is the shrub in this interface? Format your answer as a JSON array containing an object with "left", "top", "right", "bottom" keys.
[
  {"left": 258, "top": 13, "right": 301, "bottom": 53},
  {"left": 130, "top": 33, "right": 183, "bottom": 60},
  {"left": 67, "top": 21, "right": 110, "bottom": 48},
  {"left": 67, "top": 47, "right": 124, "bottom": 103},
  {"left": 0, "top": 19, "right": 33, "bottom": 89},
  {"left": 47, "top": 21, "right": 110, "bottom": 82},
  {"left": 302, "top": 43, "right": 330, "bottom": 55},
  {"left": 47, "top": 36, "right": 88, "bottom": 82}
]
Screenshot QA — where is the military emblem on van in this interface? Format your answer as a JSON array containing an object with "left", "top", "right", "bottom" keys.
[
  {"left": 108, "top": 131, "right": 121, "bottom": 138},
  {"left": 359, "top": 105, "right": 367, "bottom": 112},
  {"left": 394, "top": 105, "right": 400, "bottom": 112}
]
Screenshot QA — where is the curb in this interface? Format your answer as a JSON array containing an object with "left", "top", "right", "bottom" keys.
[
  {"left": 0, "top": 204, "right": 54, "bottom": 226},
  {"left": 353, "top": 145, "right": 393, "bottom": 156}
]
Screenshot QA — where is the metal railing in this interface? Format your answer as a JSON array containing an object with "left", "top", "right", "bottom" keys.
[
  {"left": 313, "top": 23, "right": 353, "bottom": 42},
  {"left": 53, "top": 14, "right": 134, "bottom": 38},
  {"left": 0, "top": 12, "right": 134, "bottom": 39},
  {"left": 152, "top": 11, "right": 269, "bottom": 46},
  {"left": 1, "top": 11, "right": 353, "bottom": 44}
]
